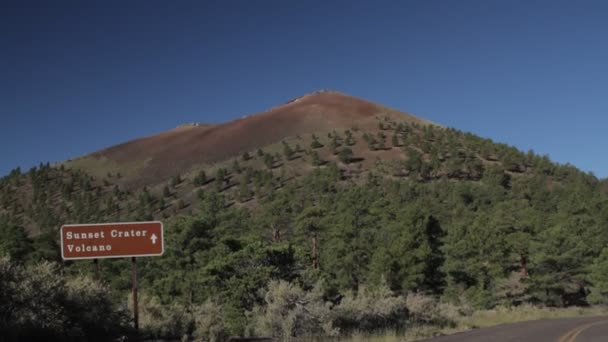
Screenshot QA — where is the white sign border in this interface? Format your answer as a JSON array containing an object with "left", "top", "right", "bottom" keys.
[{"left": 60, "top": 221, "right": 164, "bottom": 260}]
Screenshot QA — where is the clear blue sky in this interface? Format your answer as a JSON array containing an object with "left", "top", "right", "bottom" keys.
[{"left": 2, "top": 0, "right": 607, "bottom": 178}]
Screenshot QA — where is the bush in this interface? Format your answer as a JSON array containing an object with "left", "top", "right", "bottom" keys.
[
  {"left": 338, "top": 148, "right": 353, "bottom": 164},
  {"left": 0, "top": 257, "right": 128, "bottom": 341},
  {"left": 65, "top": 276, "right": 130, "bottom": 339},
  {"left": 331, "top": 283, "right": 407, "bottom": 335},
  {"left": 192, "top": 300, "right": 228, "bottom": 342},
  {"left": 131, "top": 293, "right": 227, "bottom": 342},
  {"left": 131, "top": 292, "right": 191, "bottom": 339},
  {"left": 249, "top": 280, "right": 332, "bottom": 339},
  {"left": 406, "top": 292, "right": 460, "bottom": 328}
]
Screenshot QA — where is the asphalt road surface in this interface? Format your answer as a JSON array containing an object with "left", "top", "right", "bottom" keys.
[{"left": 418, "top": 316, "right": 608, "bottom": 342}]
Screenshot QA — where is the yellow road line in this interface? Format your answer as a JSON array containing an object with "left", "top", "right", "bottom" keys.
[{"left": 558, "top": 320, "right": 608, "bottom": 342}]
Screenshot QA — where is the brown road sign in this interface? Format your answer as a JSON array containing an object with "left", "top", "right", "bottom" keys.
[{"left": 61, "top": 221, "right": 163, "bottom": 260}]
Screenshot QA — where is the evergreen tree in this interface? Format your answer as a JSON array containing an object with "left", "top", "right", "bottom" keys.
[
  {"left": 310, "top": 134, "right": 323, "bottom": 149},
  {"left": 193, "top": 170, "right": 208, "bottom": 186},
  {"left": 282, "top": 142, "right": 294, "bottom": 160},
  {"left": 264, "top": 154, "right": 275, "bottom": 169},
  {"left": 242, "top": 151, "right": 251, "bottom": 161},
  {"left": 0, "top": 221, "right": 32, "bottom": 261},
  {"left": 295, "top": 206, "right": 325, "bottom": 269},
  {"left": 338, "top": 148, "right": 354, "bottom": 164}
]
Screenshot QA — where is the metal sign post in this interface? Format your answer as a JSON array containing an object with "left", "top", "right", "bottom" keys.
[{"left": 132, "top": 257, "right": 139, "bottom": 332}]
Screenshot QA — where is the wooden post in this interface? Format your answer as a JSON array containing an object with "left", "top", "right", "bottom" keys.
[{"left": 132, "top": 257, "right": 139, "bottom": 333}]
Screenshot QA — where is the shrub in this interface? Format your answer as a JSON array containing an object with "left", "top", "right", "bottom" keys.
[
  {"left": 170, "top": 174, "right": 182, "bottom": 187},
  {"left": 65, "top": 276, "right": 130, "bottom": 338},
  {"left": 338, "top": 148, "right": 354, "bottom": 164},
  {"left": 331, "top": 283, "right": 407, "bottom": 335},
  {"left": 406, "top": 292, "right": 460, "bottom": 328},
  {"left": 249, "top": 280, "right": 331, "bottom": 339},
  {"left": 192, "top": 300, "right": 228, "bottom": 342},
  {"left": 0, "top": 257, "right": 128, "bottom": 341},
  {"left": 130, "top": 292, "right": 190, "bottom": 339},
  {"left": 193, "top": 170, "right": 207, "bottom": 186}
]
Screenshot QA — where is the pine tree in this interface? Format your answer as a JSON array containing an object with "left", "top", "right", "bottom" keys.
[
  {"left": 242, "top": 151, "right": 251, "bottom": 161},
  {"left": 264, "top": 154, "right": 275, "bottom": 169},
  {"left": 282, "top": 142, "right": 294, "bottom": 160},
  {"left": 310, "top": 134, "right": 323, "bottom": 149},
  {"left": 194, "top": 170, "right": 208, "bottom": 186},
  {"left": 338, "top": 148, "right": 354, "bottom": 164}
]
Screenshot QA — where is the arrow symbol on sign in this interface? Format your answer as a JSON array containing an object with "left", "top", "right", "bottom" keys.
[{"left": 151, "top": 234, "right": 157, "bottom": 244}]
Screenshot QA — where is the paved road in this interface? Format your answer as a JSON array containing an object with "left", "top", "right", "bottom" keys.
[{"left": 418, "top": 316, "right": 608, "bottom": 342}]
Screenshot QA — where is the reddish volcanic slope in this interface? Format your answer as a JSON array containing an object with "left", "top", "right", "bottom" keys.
[{"left": 76, "top": 91, "right": 430, "bottom": 185}]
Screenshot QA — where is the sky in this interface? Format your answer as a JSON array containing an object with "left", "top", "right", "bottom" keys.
[{"left": 2, "top": 0, "right": 608, "bottom": 178}]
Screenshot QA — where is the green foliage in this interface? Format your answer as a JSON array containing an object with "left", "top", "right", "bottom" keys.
[
  {"left": 311, "top": 151, "right": 323, "bottom": 166},
  {"left": 338, "top": 147, "right": 354, "bottom": 164},
  {"left": 330, "top": 135, "right": 341, "bottom": 154},
  {"left": 215, "top": 168, "right": 228, "bottom": 191},
  {"left": 264, "top": 153, "right": 275, "bottom": 169},
  {"left": 250, "top": 280, "right": 331, "bottom": 339},
  {"left": 170, "top": 174, "right": 182, "bottom": 187},
  {"left": 0, "top": 221, "right": 32, "bottom": 261},
  {"left": 344, "top": 129, "right": 356, "bottom": 146},
  {"left": 282, "top": 141, "right": 294, "bottom": 160},
  {"left": 162, "top": 185, "right": 171, "bottom": 198},
  {"left": 391, "top": 134, "right": 400, "bottom": 147},
  {"left": 2, "top": 119, "right": 608, "bottom": 340},
  {"left": 193, "top": 170, "right": 207, "bottom": 186},
  {"left": 232, "top": 160, "right": 242, "bottom": 174},
  {"left": 0, "top": 257, "right": 128, "bottom": 340},
  {"left": 588, "top": 248, "right": 608, "bottom": 304},
  {"left": 238, "top": 182, "right": 252, "bottom": 203},
  {"left": 331, "top": 282, "right": 407, "bottom": 334},
  {"left": 310, "top": 134, "right": 323, "bottom": 149},
  {"left": 363, "top": 133, "right": 378, "bottom": 151}
]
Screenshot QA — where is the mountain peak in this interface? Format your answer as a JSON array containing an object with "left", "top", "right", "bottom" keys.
[{"left": 67, "top": 92, "right": 431, "bottom": 187}]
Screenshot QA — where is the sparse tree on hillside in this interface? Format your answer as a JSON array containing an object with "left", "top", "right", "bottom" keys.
[
  {"left": 194, "top": 170, "right": 208, "bottom": 186},
  {"left": 238, "top": 182, "right": 252, "bottom": 203},
  {"left": 170, "top": 174, "right": 182, "bottom": 187},
  {"left": 264, "top": 154, "right": 275, "bottom": 169},
  {"left": 310, "top": 134, "right": 323, "bottom": 149},
  {"left": 311, "top": 151, "right": 323, "bottom": 166},
  {"left": 215, "top": 168, "right": 228, "bottom": 191},
  {"left": 345, "top": 130, "right": 356, "bottom": 146},
  {"left": 232, "top": 160, "right": 242, "bottom": 174},
  {"left": 391, "top": 134, "right": 399, "bottom": 147},
  {"left": 330, "top": 135, "right": 341, "bottom": 154},
  {"left": 162, "top": 185, "right": 171, "bottom": 198},
  {"left": 377, "top": 132, "right": 386, "bottom": 150},
  {"left": 338, "top": 148, "right": 354, "bottom": 164},
  {"left": 282, "top": 142, "right": 294, "bottom": 160},
  {"left": 363, "top": 133, "right": 377, "bottom": 151}
]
